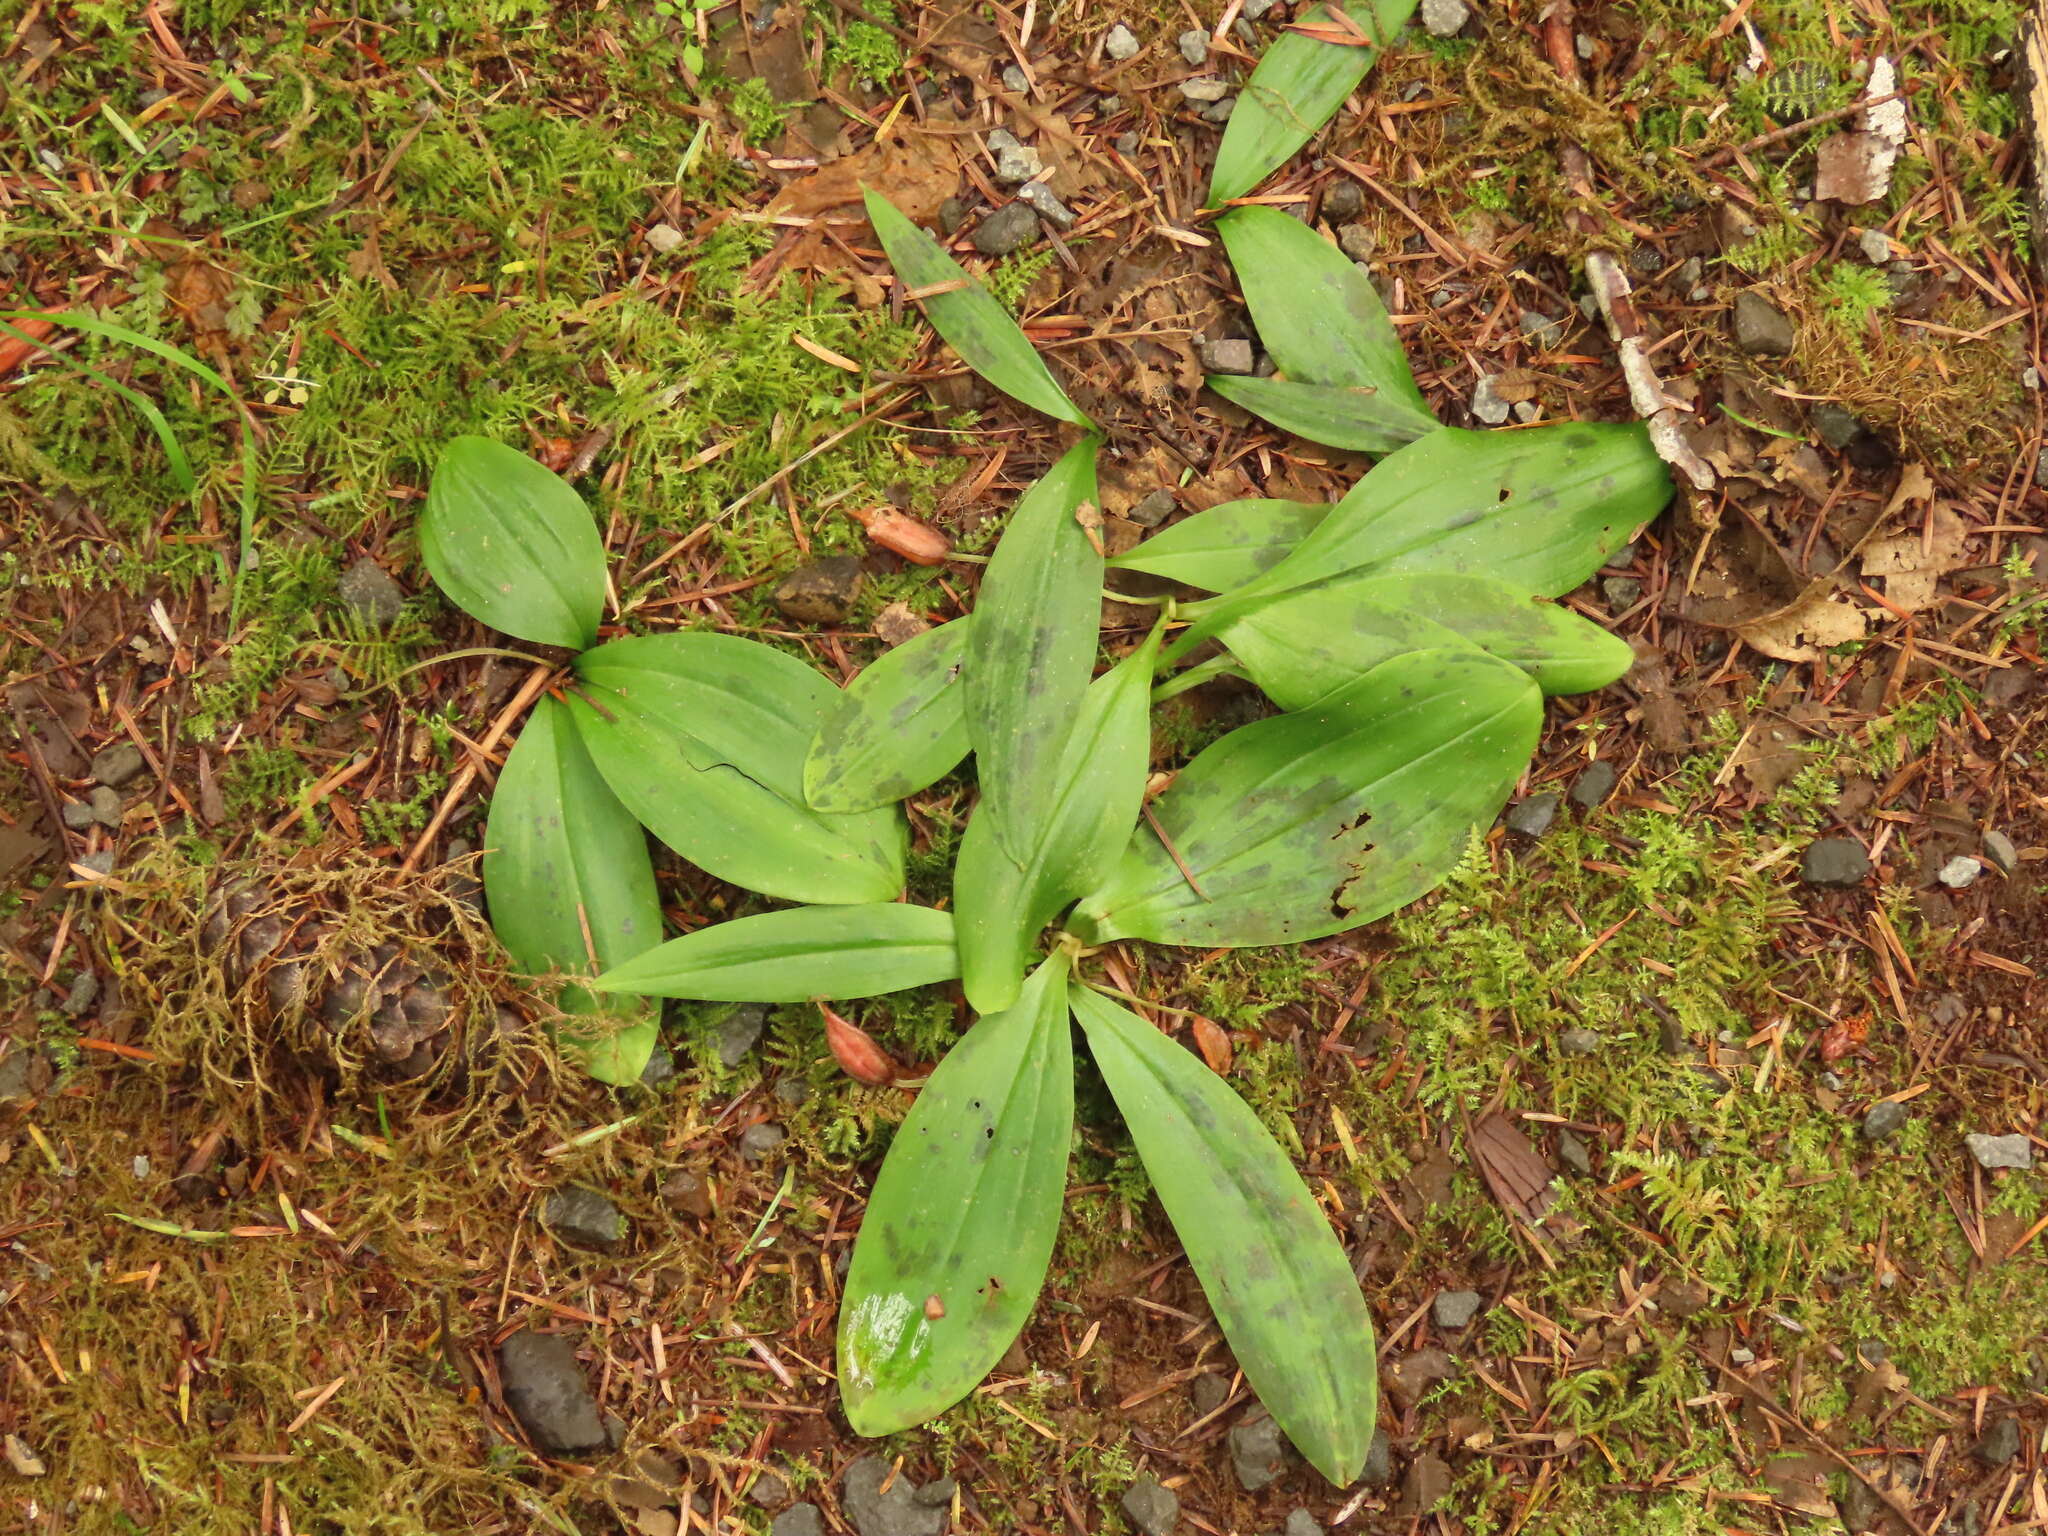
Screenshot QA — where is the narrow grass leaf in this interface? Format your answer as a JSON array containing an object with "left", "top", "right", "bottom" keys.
[
  {"left": 1215, "top": 206, "right": 1433, "bottom": 426},
  {"left": 964, "top": 438, "right": 1105, "bottom": 863},
  {"left": 1107, "top": 498, "right": 1331, "bottom": 592},
  {"left": 840, "top": 954, "right": 1074, "bottom": 1434},
  {"left": 484, "top": 696, "right": 662, "bottom": 1084},
  {"left": 1208, "top": 0, "right": 1420, "bottom": 206},
  {"left": 1073, "top": 649, "right": 1539, "bottom": 947},
  {"left": 1207, "top": 375, "right": 1434, "bottom": 453},
  {"left": 421, "top": 436, "right": 608, "bottom": 650},
  {"left": 805, "top": 619, "right": 971, "bottom": 813},
  {"left": 594, "top": 903, "right": 958, "bottom": 1002},
  {"left": 0, "top": 320, "right": 196, "bottom": 491},
  {"left": 1068, "top": 984, "right": 1377, "bottom": 1484},
  {"left": 954, "top": 624, "right": 1162, "bottom": 1012},
  {"left": 864, "top": 191, "right": 1092, "bottom": 429},
  {"left": 570, "top": 634, "right": 905, "bottom": 905},
  {"left": 1220, "top": 572, "right": 1635, "bottom": 708}
]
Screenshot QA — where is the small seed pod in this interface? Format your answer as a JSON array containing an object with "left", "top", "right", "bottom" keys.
[
  {"left": 819, "top": 1003, "right": 899, "bottom": 1085},
  {"left": 846, "top": 504, "right": 951, "bottom": 566}
]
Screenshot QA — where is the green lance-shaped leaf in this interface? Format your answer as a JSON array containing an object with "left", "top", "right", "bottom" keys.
[
  {"left": 1166, "top": 422, "right": 1670, "bottom": 662},
  {"left": 1108, "top": 498, "right": 1332, "bottom": 592},
  {"left": 1208, "top": 0, "right": 1420, "bottom": 207},
  {"left": 593, "top": 903, "right": 958, "bottom": 1002},
  {"left": 569, "top": 634, "right": 905, "bottom": 906},
  {"left": 483, "top": 697, "right": 662, "bottom": 1084},
  {"left": 1207, "top": 376, "right": 1434, "bottom": 455},
  {"left": 420, "top": 436, "right": 608, "bottom": 650},
  {"left": 1220, "top": 572, "right": 1636, "bottom": 709},
  {"left": 839, "top": 953, "right": 1074, "bottom": 1435},
  {"left": 954, "top": 624, "right": 1162, "bottom": 1013},
  {"left": 964, "top": 438, "right": 1106, "bottom": 864},
  {"left": 864, "top": 191, "right": 1093, "bottom": 430},
  {"left": 804, "top": 619, "right": 971, "bottom": 814},
  {"left": 1073, "top": 649, "right": 1539, "bottom": 947},
  {"left": 1068, "top": 984, "right": 1377, "bottom": 1485},
  {"left": 1215, "top": 206, "right": 1434, "bottom": 437}
]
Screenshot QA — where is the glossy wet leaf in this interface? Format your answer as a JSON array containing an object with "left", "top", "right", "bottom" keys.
[
  {"left": 1220, "top": 572, "right": 1635, "bottom": 709},
  {"left": 1068, "top": 985, "right": 1377, "bottom": 1485},
  {"left": 954, "top": 626, "right": 1161, "bottom": 1012},
  {"left": 1107, "top": 498, "right": 1332, "bottom": 592},
  {"left": 1073, "top": 649, "right": 1540, "bottom": 947},
  {"left": 840, "top": 955, "right": 1074, "bottom": 1435},
  {"left": 964, "top": 439, "right": 1105, "bottom": 863},
  {"left": 420, "top": 436, "right": 607, "bottom": 650},
  {"left": 1208, "top": 0, "right": 1419, "bottom": 206},
  {"left": 864, "top": 191, "right": 1093, "bottom": 429},
  {"left": 569, "top": 634, "right": 904, "bottom": 906},
  {"left": 483, "top": 697, "right": 661, "bottom": 1084},
  {"left": 805, "top": 620, "right": 972, "bottom": 813},
  {"left": 594, "top": 903, "right": 958, "bottom": 1002},
  {"left": 1206, "top": 375, "right": 1434, "bottom": 454},
  {"left": 1215, "top": 207, "right": 1433, "bottom": 432}
]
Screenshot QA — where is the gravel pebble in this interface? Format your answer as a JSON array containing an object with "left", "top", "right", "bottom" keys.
[
  {"left": 1121, "top": 1478, "right": 1179, "bottom": 1536},
  {"left": 91, "top": 742, "right": 146, "bottom": 788},
  {"left": 499, "top": 1331, "right": 608, "bottom": 1456},
  {"left": 1506, "top": 793, "right": 1560, "bottom": 839},
  {"left": 973, "top": 201, "right": 1041, "bottom": 256},
  {"left": 986, "top": 128, "right": 1042, "bottom": 186},
  {"left": 1937, "top": 855, "right": 1981, "bottom": 889},
  {"left": 1201, "top": 339, "right": 1256, "bottom": 375},
  {"left": 1104, "top": 22, "right": 1141, "bottom": 60},
  {"left": 1965, "top": 1133, "right": 2034, "bottom": 1171},
  {"left": 1801, "top": 837, "right": 1870, "bottom": 888},
  {"left": 1433, "top": 1289, "right": 1483, "bottom": 1330},
  {"left": 1571, "top": 760, "right": 1618, "bottom": 808},
  {"left": 1862, "top": 1100, "right": 1908, "bottom": 1141},
  {"left": 1178, "top": 27, "right": 1209, "bottom": 63},
  {"left": 1228, "top": 1413, "right": 1290, "bottom": 1491},
  {"left": 645, "top": 223, "right": 685, "bottom": 254},
  {"left": 1018, "top": 181, "right": 1075, "bottom": 227},
  {"left": 1178, "top": 76, "right": 1232, "bottom": 103},
  {"left": 1559, "top": 1027, "right": 1603, "bottom": 1058},
  {"left": 1732, "top": 290, "right": 1795, "bottom": 357},
  {"left": 1470, "top": 373, "right": 1511, "bottom": 424},
  {"left": 1420, "top": 0, "right": 1470, "bottom": 35},
  {"left": 1129, "top": 490, "right": 1176, "bottom": 527},
  {"left": 1981, "top": 829, "right": 2019, "bottom": 874},
  {"left": 545, "top": 1186, "right": 626, "bottom": 1251},
  {"left": 740, "top": 1122, "right": 787, "bottom": 1162}
]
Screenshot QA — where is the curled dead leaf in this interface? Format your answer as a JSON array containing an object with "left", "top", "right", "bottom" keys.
[{"left": 1190, "top": 1015, "right": 1233, "bottom": 1075}]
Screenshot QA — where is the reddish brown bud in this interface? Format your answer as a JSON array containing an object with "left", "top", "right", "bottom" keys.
[
  {"left": 821, "top": 1003, "right": 900, "bottom": 1085},
  {"left": 847, "top": 504, "right": 951, "bottom": 566}
]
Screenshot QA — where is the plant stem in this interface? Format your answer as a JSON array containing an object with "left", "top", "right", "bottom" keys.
[{"left": 1150, "top": 655, "right": 1247, "bottom": 704}]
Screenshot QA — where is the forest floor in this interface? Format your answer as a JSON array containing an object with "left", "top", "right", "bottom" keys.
[{"left": 2, "top": 0, "right": 2046, "bottom": 1534}]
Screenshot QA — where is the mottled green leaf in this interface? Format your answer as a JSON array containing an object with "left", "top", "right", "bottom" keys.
[
  {"left": 954, "top": 625, "right": 1161, "bottom": 1012},
  {"left": 1220, "top": 572, "right": 1635, "bottom": 708},
  {"left": 1073, "top": 649, "right": 1540, "bottom": 947},
  {"left": 1215, "top": 206, "right": 1433, "bottom": 432},
  {"left": 1107, "top": 498, "right": 1332, "bottom": 592},
  {"left": 964, "top": 438, "right": 1105, "bottom": 863},
  {"left": 1208, "top": 0, "right": 1420, "bottom": 206},
  {"left": 420, "top": 436, "right": 607, "bottom": 650},
  {"left": 840, "top": 954, "right": 1074, "bottom": 1435},
  {"left": 864, "top": 191, "right": 1093, "bottom": 429},
  {"left": 804, "top": 620, "right": 971, "bottom": 813},
  {"left": 1207, "top": 375, "right": 1433, "bottom": 454},
  {"left": 1069, "top": 984, "right": 1377, "bottom": 1485},
  {"left": 569, "top": 634, "right": 904, "bottom": 905},
  {"left": 483, "top": 697, "right": 661, "bottom": 1084},
  {"left": 593, "top": 903, "right": 957, "bottom": 1002}
]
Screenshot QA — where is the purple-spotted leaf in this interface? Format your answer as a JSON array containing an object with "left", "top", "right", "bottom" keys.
[
  {"left": 593, "top": 903, "right": 958, "bottom": 1003},
  {"left": 839, "top": 954, "right": 1074, "bottom": 1435},
  {"left": 1107, "top": 498, "right": 1333, "bottom": 592},
  {"left": 1206, "top": 375, "right": 1434, "bottom": 454},
  {"left": 804, "top": 619, "right": 971, "bottom": 814}
]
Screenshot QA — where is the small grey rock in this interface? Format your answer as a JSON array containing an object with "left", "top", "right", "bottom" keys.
[
  {"left": 91, "top": 742, "right": 146, "bottom": 788},
  {"left": 1433, "top": 1289, "right": 1483, "bottom": 1331},
  {"left": 61, "top": 800, "right": 95, "bottom": 832},
  {"left": 78, "top": 849, "right": 115, "bottom": 876},
  {"left": 937, "top": 197, "right": 967, "bottom": 235},
  {"left": 60, "top": 971, "right": 98, "bottom": 1018},
  {"left": 987, "top": 127, "right": 1041, "bottom": 185},
  {"left": 913, "top": 1477, "right": 956, "bottom": 1508},
  {"left": 1856, "top": 228, "right": 1892, "bottom": 264},
  {"left": 1190, "top": 1371, "right": 1230, "bottom": 1416},
  {"left": 1242, "top": 0, "right": 1277, "bottom": 17},
  {"left": 1982, "top": 830, "right": 2019, "bottom": 875},
  {"left": 638, "top": 1044, "right": 676, "bottom": 1088},
  {"left": 1512, "top": 400, "right": 1540, "bottom": 423},
  {"left": 1975, "top": 1417, "right": 2022, "bottom": 1466},
  {"left": 1201, "top": 97, "right": 1235, "bottom": 124},
  {"left": 973, "top": 201, "right": 1041, "bottom": 257},
  {"left": 1001, "top": 64, "right": 1029, "bottom": 92},
  {"left": 1506, "top": 793, "right": 1560, "bottom": 839},
  {"left": 0, "top": 1049, "right": 39, "bottom": 1103},
  {"left": 774, "top": 1076, "right": 811, "bottom": 1107},
  {"left": 1129, "top": 490, "right": 1176, "bottom": 527},
  {"left": 661, "top": 1168, "right": 712, "bottom": 1218},
  {"left": 338, "top": 557, "right": 406, "bottom": 626},
  {"left": 88, "top": 784, "right": 123, "bottom": 828},
  {"left": 1018, "top": 180, "right": 1075, "bottom": 228},
  {"left": 1095, "top": 93, "right": 1122, "bottom": 115},
  {"left": 645, "top": 222, "right": 685, "bottom": 254},
  {"left": 1178, "top": 76, "right": 1232, "bottom": 103},
  {"left": 772, "top": 556, "right": 865, "bottom": 626},
  {"left": 1812, "top": 402, "right": 1864, "bottom": 451},
  {"left": 1120, "top": 1478, "right": 1179, "bottom": 1536},
  {"left": 544, "top": 1186, "right": 626, "bottom": 1251},
  {"left": 773, "top": 1506, "right": 826, "bottom": 1536},
  {"left": 1201, "top": 339, "right": 1255, "bottom": 375},
  {"left": 1470, "top": 373, "right": 1511, "bottom": 425},
  {"left": 499, "top": 1330, "right": 608, "bottom": 1456},
  {"left": 1284, "top": 1512, "right": 1324, "bottom": 1536},
  {"left": 1338, "top": 224, "right": 1374, "bottom": 262},
  {"left": 1559, "top": 1028, "right": 1603, "bottom": 1058},
  {"left": 1178, "top": 27, "right": 1209, "bottom": 63},
  {"left": 1862, "top": 1100, "right": 1908, "bottom": 1142},
  {"left": 1228, "top": 1413, "right": 1290, "bottom": 1492},
  {"left": 1965, "top": 1133, "right": 2034, "bottom": 1171},
  {"left": 1732, "top": 291, "right": 1795, "bottom": 357},
  {"left": 1104, "top": 22, "right": 1141, "bottom": 60},
  {"left": 1557, "top": 1127, "right": 1593, "bottom": 1176},
  {"left": 1420, "top": 0, "right": 1469, "bottom": 35},
  {"left": 1603, "top": 575, "right": 1643, "bottom": 610},
  {"left": 1519, "top": 310, "right": 1564, "bottom": 349},
  {"left": 740, "top": 1122, "right": 787, "bottom": 1162},
  {"left": 1571, "top": 761, "right": 1618, "bottom": 809},
  {"left": 1802, "top": 837, "right": 1871, "bottom": 888},
  {"left": 1361, "top": 1427, "right": 1393, "bottom": 1486},
  {"left": 716, "top": 1003, "right": 769, "bottom": 1067},
  {"left": 1322, "top": 180, "right": 1363, "bottom": 220},
  {"left": 843, "top": 1456, "right": 945, "bottom": 1536},
  {"left": 1937, "top": 855, "right": 1981, "bottom": 889},
  {"left": 1115, "top": 131, "right": 1141, "bottom": 157}
]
